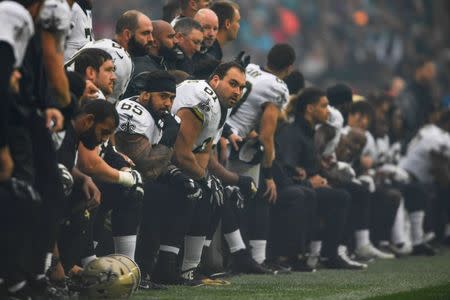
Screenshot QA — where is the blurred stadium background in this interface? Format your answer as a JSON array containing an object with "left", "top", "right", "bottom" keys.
[{"left": 93, "top": 0, "right": 450, "bottom": 94}]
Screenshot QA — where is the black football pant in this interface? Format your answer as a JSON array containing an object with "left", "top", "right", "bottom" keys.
[
  {"left": 58, "top": 184, "right": 93, "bottom": 272},
  {"left": 135, "top": 180, "right": 197, "bottom": 275},
  {"left": 0, "top": 185, "right": 36, "bottom": 286},
  {"left": 267, "top": 185, "right": 318, "bottom": 259},
  {"left": 337, "top": 181, "right": 372, "bottom": 244},
  {"left": 93, "top": 181, "right": 142, "bottom": 256},
  {"left": 370, "top": 187, "right": 402, "bottom": 243},
  {"left": 314, "top": 187, "right": 351, "bottom": 259},
  {"left": 29, "top": 112, "right": 66, "bottom": 276},
  {"left": 1, "top": 125, "right": 36, "bottom": 285}
]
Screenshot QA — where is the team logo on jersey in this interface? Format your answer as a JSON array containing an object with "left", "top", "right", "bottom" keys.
[
  {"left": 198, "top": 100, "right": 211, "bottom": 112},
  {"left": 120, "top": 113, "right": 136, "bottom": 133},
  {"left": 13, "top": 23, "right": 25, "bottom": 41}
]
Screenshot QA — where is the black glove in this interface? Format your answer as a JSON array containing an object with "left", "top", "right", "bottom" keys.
[
  {"left": 159, "top": 112, "right": 181, "bottom": 147},
  {"left": 237, "top": 175, "right": 257, "bottom": 199},
  {"left": 165, "top": 167, "right": 202, "bottom": 202},
  {"left": 58, "top": 163, "right": 74, "bottom": 197},
  {"left": 124, "top": 169, "right": 144, "bottom": 202},
  {"left": 198, "top": 174, "right": 224, "bottom": 206},
  {"left": 224, "top": 186, "right": 245, "bottom": 209},
  {"left": 234, "top": 51, "right": 251, "bottom": 68}
]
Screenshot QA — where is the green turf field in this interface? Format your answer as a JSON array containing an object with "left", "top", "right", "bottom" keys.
[{"left": 133, "top": 248, "right": 450, "bottom": 300}]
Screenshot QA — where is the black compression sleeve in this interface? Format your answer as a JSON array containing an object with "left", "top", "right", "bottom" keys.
[{"left": 0, "top": 42, "right": 16, "bottom": 148}]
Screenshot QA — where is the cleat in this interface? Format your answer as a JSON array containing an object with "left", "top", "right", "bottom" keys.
[
  {"left": 355, "top": 244, "right": 395, "bottom": 261},
  {"left": 228, "top": 249, "right": 274, "bottom": 275},
  {"left": 412, "top": 243, "right": 437, "bottom": 256}
]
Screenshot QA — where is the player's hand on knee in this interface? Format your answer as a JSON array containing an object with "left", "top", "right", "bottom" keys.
[
  {"left": 225, "top": 186, "right": 245, "bottom": 209},
  {"left": 126, "top": 169, "right": 144, "bottom": 201},
  {"left": 166, "top": 166, "right": 202, "bottom": 202}
]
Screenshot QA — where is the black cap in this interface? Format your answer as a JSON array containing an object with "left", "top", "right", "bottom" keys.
[
  {"left": 326, "top": 83, "right": 353, "bottom": 106},
  {"left": 132, "top": 70, "right": 176, "bottom": 95}
]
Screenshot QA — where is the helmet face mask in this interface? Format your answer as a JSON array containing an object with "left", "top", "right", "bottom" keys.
[
  {"left": 107, "top": 254, "right": 141, "bottom": 292},
  {"left": 80, "top": 256, "right": 139, "bottom": 299}
]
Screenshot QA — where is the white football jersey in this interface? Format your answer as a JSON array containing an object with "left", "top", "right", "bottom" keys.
[
  {"left": 399, "top": 124, "right": 450, "bottom": 184},
  {"left": 0, "top": 1, "right": 34, "bottom": 67},
  {"left": 80, "top": 39, "right": 133, "bottom": 102},
  {"left": 320, "top": 105, "right": 344, "bottom": 157},
  {"left": 227, "top": 63, "right": 289, "bottom": 137},
  {"left": 64, "top": 2, "right": 94, "bottom": 61},
  {"left": 38, "top": 0, "right": 71, "bottom": 43},
  {"left": 116, "top": 97, "right": 162, "bottom": 145},
  {"left": 172, "top": 80, "right": 225, "bottom": 153}
]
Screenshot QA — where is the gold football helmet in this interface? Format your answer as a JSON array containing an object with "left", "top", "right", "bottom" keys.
[
  {"left": 80, "top": 256, "right": 137, "bottom": 299},
  {"left": 107, "top": 254, "right": 141, "bottom": 292}
]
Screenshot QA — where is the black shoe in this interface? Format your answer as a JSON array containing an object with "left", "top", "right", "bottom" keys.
[
  {"left": 290, "top": 257, "right": 316, "bottom": 273},
  {"left": 228, "top": 250, "right": 274, "bottom": 275},
  {"left": 139, "top": 275, "right": 168, "bottom": 290},
  {"left": 263, "top": 260, "right": 291, "bottom": 274},
  {"left": 443, "top": 236, "right": 450, "bottom": 247},
  {"left": 152, "top": 252, "right": 183, "bottom": 285},
  {"left": 322, "top": 247, "right": 367, "bottom": 270},
  {"left": 412, "top": 243, "right": 437, "bottom": 256}
]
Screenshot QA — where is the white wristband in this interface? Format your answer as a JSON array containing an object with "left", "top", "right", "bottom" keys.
[{"left": 118, "top": 171, "right": 134, "bottom": 187}]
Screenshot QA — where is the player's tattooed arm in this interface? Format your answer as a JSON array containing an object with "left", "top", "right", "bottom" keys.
[{"left": 115, "top": 132, "right": 173, "bottom": 180}]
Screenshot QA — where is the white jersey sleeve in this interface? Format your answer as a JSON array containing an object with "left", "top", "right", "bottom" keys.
[
  {"left": 0, "top": 1, "right": 34, "bottom": 67},
  {"left": 38, "top": 0, "right": 72, "bottom": 51},
  {"left": 227, "top": 63, "right": 289, "bottom": 137},
  {"left": 116, "top": 97, "right": 162, "bottom": 145},
  {"left": 399, "top": 124, "right": 450, "bottom": 183},
  {"left": 38, "top": 0, "right": 71, "bottom": 33},
  {"left": 79, "top": 39, "right": 133, "bottom": 102},
  {"left": 320, "top": 106, "right": 344, "bottom": 157},
  {"left": 362, "top": 131, "right": 378, "bottom": 160},
  {"left": 172, "top": 80, "right": 223, "bottom": 152},
  {"left": 64, "top": 2, "right": 94, "bottom": 61}
]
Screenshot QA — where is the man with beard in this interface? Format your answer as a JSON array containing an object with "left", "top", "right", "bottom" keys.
[
  {"left": 71, "top": 47, "right": 144, "bottom": 262},
  {"left": 160, "top": 62, "right": 247, "bottom": 284},
  {"left": 53, "top": 99, "right": 117, "bottom": 281},
  {"left": 133, "top": 20, "right": 177, "bottom": 74},
  {"left": 73, "top": 48, "right": 117, "bottom": 100},
  {"left": 115, "top": 10, "right": 154, "bottom": 58},
  {"left": 115, "top": 71, "right": 198, "bottom": 288},
  {"left": 72, "top": 48, "right": 142, "bottom": 193},
  {"left": 123, "top": 20, "right": 179, "bottom": 99}
]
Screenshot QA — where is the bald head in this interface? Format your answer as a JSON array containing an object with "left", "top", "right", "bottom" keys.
[
  {"left": 152, "top": 20, "right": 173, "bottom": 39},
  {"left": 115, "top": 10, "right": 153, "bottom": 55},
  {"left": 151, "top": 20, "right": 177, "bottom": 56},
  {"left": 194, "top": 8, "right": 218, "bottom": 48}
]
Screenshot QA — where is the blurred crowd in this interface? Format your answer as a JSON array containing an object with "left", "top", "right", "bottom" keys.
[
  {"left": 94, "top": 0, "right": 450, "bottom": 95},
  {"left": 1, "top": 0, "right": 450, "bottom": 299}
]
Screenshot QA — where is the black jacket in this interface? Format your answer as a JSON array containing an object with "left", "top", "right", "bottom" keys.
[
  {"left": 275, "top": 116, "right": 321, "bottom": 180},
  {"left": 206, "top": 40, "right": 223, "bottom": 61}
]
